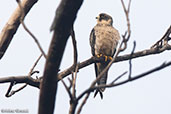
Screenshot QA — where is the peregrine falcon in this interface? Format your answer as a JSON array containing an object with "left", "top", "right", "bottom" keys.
[{"left": 89, "top": 13, "right": 120, "bottom": 99}]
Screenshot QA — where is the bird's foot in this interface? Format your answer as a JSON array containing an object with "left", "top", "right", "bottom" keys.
[
  {"left": 107, "top": 56, "right": 113, "bottom": 61},
  {"left": 103, "top": 55, "right": 113, "bottom": 61},
  {"left": 96, "top": 54, "right": 103, "bottom": 58},
  {"left": 96, "top": 54, "right": 113, "bottom": 61}
]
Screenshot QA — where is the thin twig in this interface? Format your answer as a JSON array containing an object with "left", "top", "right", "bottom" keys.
[
  {"left": 105, "top": 60, "right": 171, "bottom": 89},
  {"left": 16, "top": 0, "right": 47, "bottom": 59},
  {"left": 111, "top": 71, "right": 128, "bottom": 84},
  {"left": 5, "top": 71, "right": 39, "bottom": 97},
  {"left": 5, "top": 54, "right": 42, "bottom": 97},
  {"left": 151, "top": 25, "right": 171, "bottom": 48},
  {"left": 120, "top": 0, "right": 131, "bottom": 52},
  {"left": 121, "top": 0, "right": 131, "bottom": 38},
  {"left": 128, "top": 41, "right": 136, "bottom": 79},
  {"left": 71, "top": 26, "right": 78, "bottom": 70},
  {"left": 77, "top": 60, "right": 171, "bottom": 98},
  {"left": 69, "top": 64, "right": 79, "bottom": 114},
  {"left": 127, "top": 0, "right": 132, "bottom": 13},
  {"left": 68, "top": 27, "right": 79, "bottom": 114},
  {"left": 76, "top": 72, "right": 127, "bottom": 114},
  {"left": 72, "top": 63, "right": 79, "bottom": 98},
  {"left": 61, "top": 79, "right": 73, "bottom": 100},
  {"left": 77, "top": 93, "right": 90, "bottom": 114},
  {"left": 6, "top": 84, "right": 27, "bottom": 97},
  {"left": 28, "top": 54, "right": 43, "bottom": 76},
  {"left": 5, "top": 82, "right": 15, "bottom": 97}
]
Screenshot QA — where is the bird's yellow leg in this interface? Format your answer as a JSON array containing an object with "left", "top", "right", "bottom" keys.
[
  {"left": 96, "top": 54, "right": 103, "bottom": 58},
  {"left": 103, "top": 55, "right": 108, "bottom": 61},
  {"left": 96, "top": 54, "right": 112, "bottom": 61},
  {"left": 108, "top": 56, "right": 113, "bottom": 61},
  {"left": 103, "top": 55, "right": 113, "bottom": 61}
]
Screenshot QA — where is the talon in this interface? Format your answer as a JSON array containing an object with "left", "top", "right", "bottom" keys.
[
  {"left": 96, "top": 54, "right": 103, "bottom": 58},
  {"left": 104, "top": 55, "right": 108, "bottom": 61},
  {"left": 108, "top": 56, "right": 113, "bottom": 61},
  {"left": 96, "top": 54, "right": 112, "bottom": 61}
]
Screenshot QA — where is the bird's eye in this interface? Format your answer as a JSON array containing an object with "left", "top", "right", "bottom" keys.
[{"left": 100, "top": 14, "right": 104, "bottom": 18}]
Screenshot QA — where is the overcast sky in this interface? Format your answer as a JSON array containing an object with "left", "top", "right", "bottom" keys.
[{"left": 0, "top": 0, "right": 171, "bottom": 114}]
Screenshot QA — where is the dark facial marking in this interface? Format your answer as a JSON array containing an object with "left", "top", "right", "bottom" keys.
[{"left": 99, "top": 13, "right": 111, "bottom": 21}]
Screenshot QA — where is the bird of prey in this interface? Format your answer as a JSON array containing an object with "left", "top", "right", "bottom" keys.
[{"left": 89, "top": 13, "right": 120, "bottom": 99}]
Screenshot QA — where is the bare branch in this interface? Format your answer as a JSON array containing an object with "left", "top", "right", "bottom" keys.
[
  {"left": 100, "top": 60, "right": 171, "bottom": 89},
  {"left": 0, "top": 0, "right": 38, "bottom": 59},
  {"left": 28, "top": 54, "right": 43, "bottom": 75},
  {"left": 127, "top": 0, "right": 132, "bottom": 13},
  {"left": 71, "top": 26, "right": 78, "bottom": 70},
  {"left": 38, "top": 0, "right": 83, "bottom": 114},
  {"left": 58, "top": 44, "right": 171, "bottom": 81},
  {"left": 1, "top": 44, "right": 170, "bottom": 91},
  {"left": 77, "top": 73, "right": 127, "bottom": 114},
  {"left": 0, "top": 76, "right": 40, "bottom": 88},
  {"left": 77, "top": 93, "right": 90, "bottom": 114},
  {"left": 72, "top": 64, "right": 79, "bottom": 99},
  {"left": 69, "top": 99, "right": 78, "bottom": 114},
  {"left": 5, "top": 84, "right": 27, "bottom": 97},
  {"left": 77, "top": 60, "right": 171, "bottom": 99},
  {"left": 151, "top": 25, "right": 171, "bottom": 48},
  {"left": 4, "top": 54, "right": 42, "bottom": 97},
  {"left": 121, "top": 0, "right": 131, "bottom": 37},
  {"left": 111, "top": 71, "right": 128, "bottom": 84},
  {"left": 4, "top": 71, "right": 39, "bottom": 97},
  {"left": 5, "top": 82, "right": 15, "bottom": 97},
  {"left": 120, "top": 0, "right": 132, "bottom": 52},
  {"left": 68, "top": 64, "right": 79, "bottom": 114},
  {"left": 61, "top": 79, "right": 73, "bottom": 100},
  {"left": 128, "top": 41, "right": 136, "bottom": 78},
  {"left": 16, "top": 0, "right": 47, "bottom": 59}
]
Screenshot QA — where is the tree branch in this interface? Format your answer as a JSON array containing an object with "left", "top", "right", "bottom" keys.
[
  {"left": 0, "top": 76, "right": 40, "bottom": 88},
  {"left": 16, "top": 0, "right": 47, "bottom": 59},
  {"left": 128, "top": 41, "right": 136, "bottom": 78},
  {"left": 38, "top": 0, "right": 83, "bottom": 114},
  {"left": 5, "top": 82, "right": 15, "bottom": 97},
  {"left": 0, "top": 44, "right": 170, "bottom": 89},
  {"left": 4, "top": 54, "right": 42, "bottom": 97},
  {"left": 71, "top": 26, "right": 78, "bottom": 70},
  {"left": 77, "top": 60, "right": 171, "bottom": 100},
  {"left": 0, "top": 0, "right": 38, "bottom": 60},
  {"left": 58, "top": 44, "right": 171, "bottom": 81},
  {"left": 151, "top": 25, "right": 171, "bottom": 48}
]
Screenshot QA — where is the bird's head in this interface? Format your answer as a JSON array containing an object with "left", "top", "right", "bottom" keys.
[{"left": 96, "top": 13, "right": 113, "bottom": 26}]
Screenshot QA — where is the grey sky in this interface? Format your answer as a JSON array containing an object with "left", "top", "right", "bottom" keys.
[{"left": 0, "top": 0, "right": 171, "bottom": 114}]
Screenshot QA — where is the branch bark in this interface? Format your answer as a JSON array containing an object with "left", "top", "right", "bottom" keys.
[
  {"left": 38, "top": 0, "right": 83, "bottom": 114},
  {"left": 77, "top": 60, "right": 171, "bottom": 101},
  {"left": 58, "top": 44, "right": 171, "bottom": 81},
  {"left": 0, "top": 0, "right": 38, "bottom": 60},
  {"left": 0, "top": 76, "right": 40, "bottom": 88},
  {"left": 0, "top": 44, "right": 170, "bottom": 89}
]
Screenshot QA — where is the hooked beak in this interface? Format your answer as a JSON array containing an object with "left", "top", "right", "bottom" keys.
[{"left": 96, "top": 15, "right": 99, "bottom": 19}]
